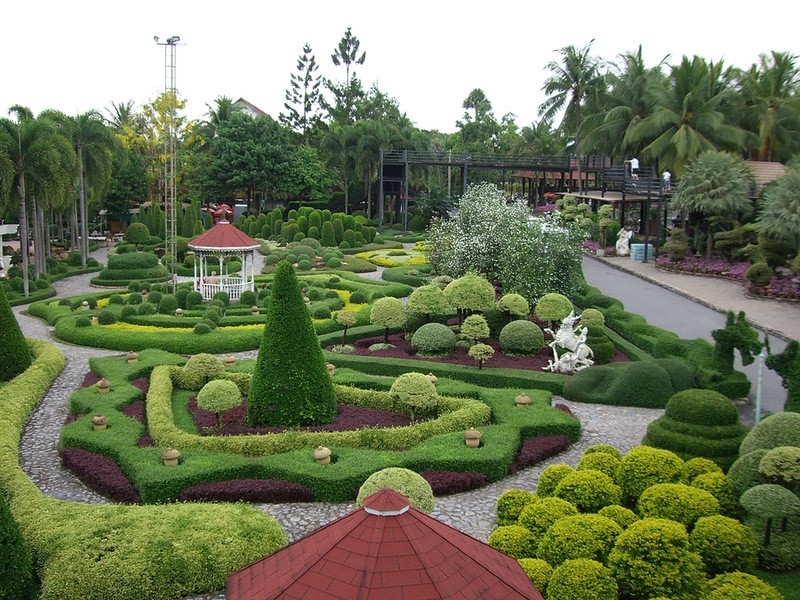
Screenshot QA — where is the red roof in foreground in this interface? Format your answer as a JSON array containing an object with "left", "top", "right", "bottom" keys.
[
  {"left": 226, "top": 488, "right": 542, "bottom": 600},
  {"left": 188, "top": 220, "right": 260, "bottom": 251}
]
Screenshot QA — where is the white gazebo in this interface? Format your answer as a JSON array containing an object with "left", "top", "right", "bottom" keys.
[{"left": 187, "top": 220, "right": 260, "bottom": 301}]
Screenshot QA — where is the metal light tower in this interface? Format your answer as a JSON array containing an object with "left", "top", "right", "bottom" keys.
[{"left": 154, "top": 35, "right": 180, "bottom": 292}]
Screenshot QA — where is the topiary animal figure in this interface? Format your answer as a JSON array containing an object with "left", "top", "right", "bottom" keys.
[
  {"left": 765, "top": 339, "right": 800, "bottom": 412},
  {"left": 248, "top": 260, "right": 336, "bottom": 427},
  {"left": 0, "top": 285, "right": 32, "bottom": 381}
]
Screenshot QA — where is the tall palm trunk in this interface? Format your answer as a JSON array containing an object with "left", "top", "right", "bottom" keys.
[
  {"left": 78, "top": 144, "right": 89, "bottom": 268},
  {"left": 71, "top": 202, "right": 79, "bottom": 253},
  {"left": 16, "top": 169, "right": 30, "bottom": 296}
]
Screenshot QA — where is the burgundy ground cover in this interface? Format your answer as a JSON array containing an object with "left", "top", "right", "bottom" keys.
[{"left": 59, "top": 447, "right": 141, "bottom": 504}]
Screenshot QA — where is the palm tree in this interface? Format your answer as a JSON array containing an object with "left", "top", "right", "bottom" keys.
[
  {"left": 46, "top": 110, "right": 115, "bottom": 267},
  {"left": 627, "top": 56, "right": 745, "bottom": 175},
  {"left": 756, "top": 165, "right": 800, "bottom": 252},
  {"left": 737, "top": 51, "right": 800, "bottom": 162},
  {"left": 539, "top": 40, "right": 603, "bottom": 192},
  {"left": 0, "top": 107, "right": 75, "bottom": 295},
  {"left": 672, "top": 150, "right": 753, "bottom": 259}
]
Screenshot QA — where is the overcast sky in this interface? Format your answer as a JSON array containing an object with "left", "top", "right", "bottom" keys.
[{"left": 3, "top": 1, "right": 798, "bottom": 133}]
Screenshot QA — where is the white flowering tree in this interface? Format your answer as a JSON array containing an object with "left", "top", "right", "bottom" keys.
[{"left": 426, "top": 183, "right": 584, "bottom": 304}]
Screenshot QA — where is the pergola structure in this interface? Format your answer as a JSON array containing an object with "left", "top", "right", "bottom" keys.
[{"left": 187, "top": 220, "right": 260, "bottom": 302}]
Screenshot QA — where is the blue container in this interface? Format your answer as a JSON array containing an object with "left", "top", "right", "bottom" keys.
[{"left": 630, "top": 243, "right": 654, "bottom": 260}]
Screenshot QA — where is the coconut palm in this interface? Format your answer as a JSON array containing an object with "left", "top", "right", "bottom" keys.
[
  {"left": 627, "top": 56, "right": 746, "bottom": 174},
  {"left": 737, "top": 51, "right": 800, "bottom": 162},
  {"left": 539, "top": 40, "right": 603, "bottom": 192}
]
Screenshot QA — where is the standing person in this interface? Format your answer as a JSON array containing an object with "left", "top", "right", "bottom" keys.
[
  {"left": 662, "top": 170, "right": 672, "bottom": 191},
  {"left": 629, "top": 157, "right": 639, "bottom": 179}
]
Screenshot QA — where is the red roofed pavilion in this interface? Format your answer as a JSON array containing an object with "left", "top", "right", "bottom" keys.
[
  {"left": 188, "top": 219, "right": 260, "bottom": 301},
  {"left": 226, "top": 488, "right": 543, "bottom": 600}
]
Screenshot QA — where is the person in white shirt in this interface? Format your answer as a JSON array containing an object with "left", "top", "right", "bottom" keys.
[{"left": 662, "top": 170, "right": 672, "bottom": 191}]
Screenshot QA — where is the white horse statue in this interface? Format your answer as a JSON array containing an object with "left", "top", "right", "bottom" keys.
[{"left": 543, "top": 311, "right": 594, "bottom": 374}]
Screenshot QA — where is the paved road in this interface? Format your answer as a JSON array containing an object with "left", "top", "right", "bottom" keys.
[{"left": 583, "top": 256, "right": 789, "bottom": 421}]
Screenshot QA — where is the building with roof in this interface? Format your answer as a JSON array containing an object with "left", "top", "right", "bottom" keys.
[
  {"left": 227, "top": 487, "right": 543, "bottom": 600},
  {"left": 187, "top": 219, "right": 260, "bottom": 302}
]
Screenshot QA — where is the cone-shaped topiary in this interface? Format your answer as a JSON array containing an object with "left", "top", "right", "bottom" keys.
[
  {"left": 0, "top": 285, "right": 32, "bottom": 381},
  {"left": 0, "top": 492, "right": 34, "bottom": 599},
  {"left": 247, "top": 260, "right": 336, "bottom": 426}
]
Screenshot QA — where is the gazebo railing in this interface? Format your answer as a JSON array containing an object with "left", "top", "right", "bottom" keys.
[{"left": 199, "top": 275, "right": 253, "bottom": 302}]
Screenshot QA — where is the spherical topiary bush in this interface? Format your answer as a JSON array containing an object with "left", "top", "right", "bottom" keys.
[
  {"left": 689, "top": 515, "right": 759, "bottom": 575},
  {"left": 740, "top": 484, "right": 800, "bottom": 544},
  {"left": 583, "top": 444, "right": 623, "bottom": 460},
  {"left": 705, "top": 571, "right": 784, "bottom": 600},
  {"left": 690, "top": 471, "right": 740, "bottom": 519},
  {"left": 537, "top": 514, "right": 623, "bottom": 566},
  {"left": 577, "top": 452, "right": 621, "bottom": 479},
  {"left": 127, "top": 292, "right": 143, "bottom": 305},
  {"left": 442, "top": 271, "right": 496, "bottom": 315},
  {"left": 213, "top": 291, "right": 230, "bottom": 306},
  {"left": 684, "top": 457, "right": 723, "bottom": 482},
  {"left": 158, "top": 294, "right": 179, "bottom": 315},
  {"left": 637, "top": 483, "right": 720, "bottom": 529},
  {"left": 460, "top": 314, "right": 490, "bottom": 343},
  {"left": 745, "top": 261, "right": 774, "bottom": 286},
  {"left": 579, "top": 308, "right": 605, "bottom": 329},
  {"left": 665, "top": 389, "right": 739, "bottom": 426},
  {"left": 534, "top": 292, "right": 573, "bottom": 324},
  {"left": 615, "top": 446, "right": 686, "bottom": 503},
  {"left": 193, "top": 322, "right": 212, "bottom": 335},
  {"left": 740, "top": 412, "right": 800, "bottom": 455},
  {"left": 536, "top": 464, "right": 575, "bottom": 497},
  {"left": 517, "top": 558, "right": 552, "bottom": 593},
  {"left": 496, "top": 489, "right": 538, "bottom": 526},
  {"left": 119, "top": 305, "right": 137, "bottom": 320},
  {"left": 727, "top": 449, "right": 769, "bottom": 496},
  {"left": 108, "top": 294, "right": 125, "bottom": 305},
  {"left": 356, "top": 468, "right": 434, "bottom": 513},
  {"left": 498, "top": 320, "right": 545, "bottom": 356},
  {"left": 597, "top": 505, "right": 639, "bottom": 529},
  {"left": 497, "top": 293, "right": 529, "bottom": 319},
  {"left": 370, "top": 296, "right": 406, "bottom": 343},
  {"left": 410, "top": 322, "right": 457, "bottom": 357},
  {"left": 546, "top": 558, "right": 618, "bottom": 600},
  {"left": 552, "top": 469, "right": 623, "bottom": 513},
  {"left": 137, "top": 302, "right": 156, "bottom": 316},
  {"left": 326, "top": 256, "right": 342, "bottom": 268},
  {"left": 197, "top": 379, "right": 242, "bottom": 429},
  {"left": 758, "top": 446, "right": 800, "bottom": 490},
  {"left": 309, "top": 303, "right": 332, "bottom": 319},
  {"left": 97, "top": 309, "right": 117, "bottom": 325},
  {"left": 517, "top": 497, "right": 578, "bottom": 543},
  {"left": 238, "top": 290, "right": 257, "bottom": 307},
  {"left": 607, "top": 518, "right": 705, "bottom": 600},
  {"left": 185, "top": 290, "right": 203, "bottom": 310},
  {"left": 146, "top": 290, "right": 163, "bottom": 306},
  {"left": 75, "top": 315, "right": 92, "bottom": 328},
  {"left": 487, "top": 525, "right": 539, "bottom": 560},
  {"left": 389, "top": 372, "right": 438, "bottom": 421},
  {"left": 179, "top": 353, "right": 225, "bottom": 389}
]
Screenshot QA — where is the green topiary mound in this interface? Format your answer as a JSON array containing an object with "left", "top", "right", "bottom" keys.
[
  {"left": 410, "top": 322, "right": 457, "bottom": 356},
  {"left": 498, "top": 320, "right": 545, "bottom": 356},
  {"left": 488, "top": 525, "right": 539, "bottom": 559},
  {"left": 552, "top": 469, "right": 622, "bottom": 513},
  {"left": 739, "top": 412, "right": 800, "bottom": 455},
  {"left": 689, "top": 515, "right": 759, "bottom": 575},
  {"left": 705, "top": 571, "right": 784, "bottom": 600},
  {"left": 537, "top": 513, "right": 623, "bottom": 566},
  {"left": 356, "top": 468, "right": 435, "bottom": 513},
  {"left": 0, "top": 285, "right": 32, "bottom": 381},
  {"left": 496, "top": 489, "right": 538, "bottom": 526},
  {"left": 636, "top": 482, "right": 720, "bottom": 529},
  {"left": 546, "top": 558, "right": 618, "bottom": 600},
  {"left": 248, "top": 260, "right": 337, "bottom": 427}
]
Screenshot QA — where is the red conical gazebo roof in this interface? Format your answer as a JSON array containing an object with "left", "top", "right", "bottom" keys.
[
  {"left": 188, "top": 220, "right": 260, "bottom": 251},
  {"left": 226, "top": 488, "right": 543, "bottom": 600}
]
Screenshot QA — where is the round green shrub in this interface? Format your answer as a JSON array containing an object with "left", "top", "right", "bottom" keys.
[
  {"left": 74, "top": 315, "right": 92, "bottom": 328},
  {"left": 739, "top": 412, "right": 800, "bottom": 454},
  {"left": 460, "top": 314, "right": 490, "bottom": 342},
  {"left": 487, "top": 525, "right": 539, "bottom": 559},
  {"left": 759, "top": 446, "right": 800, "bottom": 489},
  {"left": 108, "top": 294, "right": 125, "bottom": 305},
  {"left": 689, "top": 515, "right": 759, "bottom": 575},
  {"left": 615, "top": 445, "right": 686, "bottom": 502},
  {"left": 297, "top": 259, "right": 312, "bottom": 270},
  {"left": 583, "top": 444, "right": 623, "bottom": 460},
  {"left": 637, "top": 483, "right": 720, "bottom": 529},
  {"left": 97, "top": 309, "right": 117, "bottom": 325},
  {"left": 356, "top": 468, "right": 434, "bottom": 513},
  {"left": 496, "top": 489, "right": 538, "bottom": 526},
  {"left": 584, "top": 325, "right": 615, "bottom": 364},
  {"left": 146, "top": 290, "right": 163, "bottom": 306},
  {"left": 536, "top": 465, "right": 575, "bottom": 497},
  {"left": 310, "top": 303, "right": 331, "bottom": 319},
  {"left": 139, "top": 282, "right": 151, "bottom": 293},
  {"left": 410, "top": 322, "right": 457, "bottom": 357},
  {"left": 684, "top": 457, "right": 723, "bottom": 482},
  {"left": 193, "top": 322, "right": 212, "bottom": 335},
  {"left": 107, "top": 250, "right": 159, "bottom": 269},
  {"left": 158, "top": 294, "right": 179, "bottom": 315},
  {"left": 185, "top": 291, "right": 203, "bottom": 310},
  {"left": 537, "top": 514, "right": 623, "bottom": 566},
  {"left": 517, "top": 497, "right": 578, "bottom": 542},
  {"left": 325, "top": 257, "right": 342, "bottom": 268},
  {"left": 238, "top": 290, "right": 257, "bottom": 307},
  {"left": 498, "top": 320, "right": 545, "bottom": 356},
  {"left": 546, "top": 558, "right": 617, "bottom": 600},
  {"left": 137, "top": 302, "right": 156, "bottom": 316},
  {"left": 497, "top": 293, "right": 529, "bottom": 318},
  {"left": 203, "top": 306, "right": 223, "bottom": 324},
  {"left": 553, "top": 469, "right": 622, "bottom": 513},
  {"left": 607, "top": 518, "right": 705, "bottom": 600},
  {"left": 744, "top": 262, "right": 774, "bottom": 286},
  {"left": 705, "top": 571, "right": 784, "bottom": 600},
  {"left": 120, "top": 305, "right": 137, "bottom": 320},
  {"left": 534, "top": 293, "right": 573, "bottom": 322},
  {"left": 577, "top": 452, "right": 621, "bottom": 479},
  {"left": 691, "top": 471, "right": 740, "bottom": 519},
  {"left": 180, "top": 353, "right": 224, "bottom": 389},
  {"left": 727, "top": 449, "right": 769, "bottom": 496},
  {"left": 348, "top": 290, "right": 367, "bottom": 304},
  {"left": 442, "top": 272, "right": 496, "bottom": 313},
  {"left": 579, "top": 308, "right": 605, "bottom": 328},
  {"left": 665, "top": 389, "right": 740, "bottom": 426},
  {"left": 197, "top": 379, "right": 242, "bottom": 415},
  {"left": 597, "top": 505, "right": 639, "bottom": 529},
  {"left": 307, "top": 287, "right": 326, "bottom": 302},
  {"left": 517, "top": 558, "right": 552, "bottom": 592},
  {"left": 213, "top": 291, "right": 230, "bottom": 306},
  {"left": 127, "top": 292, "right": 143, "bottom": 305},
  {"left": 389, "top": 372, "right": 438, "bottom": 420}
]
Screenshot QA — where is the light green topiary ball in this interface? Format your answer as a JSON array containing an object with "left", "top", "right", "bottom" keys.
[{"left": 356, "top": 468, "right": 434, "bottom": 513}]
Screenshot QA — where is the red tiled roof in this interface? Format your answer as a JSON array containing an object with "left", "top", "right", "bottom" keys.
[
  {"left": 188, "top": 220, "right": 260, "bottom": 251},
  {"left": 226, "top": 488, "right": 542, "bottom": 600}
]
